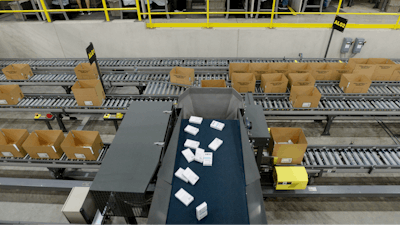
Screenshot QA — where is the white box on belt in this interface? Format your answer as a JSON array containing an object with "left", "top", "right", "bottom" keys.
[
  {"left": 175, "top": 188, "right": 194, "bottom": 206},
  {"left": 196, "top": 202, "right": 208, "bottom": 221},
  {"left": 194, "top": 148, "right": 204, "bottom": 163},
  {"left": 210, "top": 120, "right": 225, "bottom": 131},
  {"left": 175, "top": 167, "right": 189, "bottom": 183},
  {"left": 184, "top": 125, "right": 199, "bottom": 136},
  {"left": 203, "top": 152, "right": 213, "bottom": 166},
  {"left": 208, "top": 138, "right": 223, "bottom": 151},
  {"left": 189, "top": 116, "right": 203, "bottom": 124},
  {"left": 182, "top": 167, "right": 199, "bottom": 185},
  {"left": 184, "top": 139, "right": 200, "bottom": 149},
  {"left": 182, "top": 148, "right": 195, "bottom": 163}
]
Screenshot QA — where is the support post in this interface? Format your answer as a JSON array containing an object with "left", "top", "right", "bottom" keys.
[
  {"left": 113, "top": 120, "right": 120, "bottom": 131},
  {"left": 324, "top": 28, "right": 335, "bottom": 59},
  {"left": 62, "top": 86, "right": 72, "bottom": 94},
  {"left": 44, "top": 121, "right": 53, "bottom": 130},
  {"left": 48, "top": 168, "right": 65, "bottom": 179},
  {"left": 54, "top": 113, "right": 68, "bottom": 132},
  {"left": 124, "top": 217, "right": 138, "bottom": 224},
  {"left": 322, "top": 115, "right": 336, "bottom": 136},
  {"left": 137, "top": 86, "right": 145, "bottom": 95}
]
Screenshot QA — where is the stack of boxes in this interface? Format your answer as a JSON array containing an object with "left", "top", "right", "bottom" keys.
[{"left": 72, "top": 63, "right": 105, "bottom": 106}]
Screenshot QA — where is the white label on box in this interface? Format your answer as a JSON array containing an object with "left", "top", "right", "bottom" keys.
[
  {"left": 175, "top": 168, "right": 189, "bottom": 183},
  {"left": 302, "top": 102, "right": 311, "bottom": 108},
  {"left": 184, "top": 125, "right": 199, "bottom": 136},
  {"left": 347, "top": 82, "right": 350, "bottom": 88},
  {"left": 51, "top": 146, "right": 57, "bottom": 152},
  {"left": 281, "top": 158, "right": 292, "bottom": 163},
  {"left": 184, "top": 139, "right": 200, "bottom": 149},
  {"left": 308, "top": 187, "right": 317, "bottom": 192},
  {"left": 196, "top": 202, "right": 208, "bottom": 221},
  {"left": 210, "top": 120, "right": 225, "bottom": 131},
  {"left": 37, "top": 153, "right": 49, "bottom": 158},
  {"left": 203, "top": 152, "right": 213, "bottom": 166},
  {"left": 175, "top": 188, "right": 194, "bottom": 207},
  {"left": 182, "top": 148, "right": 195, "bottom": 163},
  {"left": 13, "top": 144, "right": 20, "bottom": 152},
  {"left": 182, "top": 167, "right": 199, "bottom": 185},
  {"left": 0, "top": 100, "right": 8, "bottom": 105},
  {"left": 75, "top": 153, "right": 86, "bottom": 159},
  {"left": 1, "top": 152, "right": 13, "bottom": 157},
  {"left": 194, "top": 148, "right": 204, "bottom": 163},
  {"left": 189, "top": 116, "right": 203, "bottom": 125},
  {"left": 208, "top": 138, "right": 223, "bottom": 151},
  {"left": 83, "top": 146, "right": 94, "bottom": 154},
  {"left": 84, "top": 101, "right": 93, "bottom": 106}
]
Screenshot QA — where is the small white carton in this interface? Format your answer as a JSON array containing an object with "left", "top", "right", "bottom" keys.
[
  {"left": 184, "top": 139, "right": 200, "bottom": 149},
  {"left": 175, "top": 188, "right": 194, "bottom": 207},
  {"left": 182, "top": 167, "right": 199, "bottom": 185},
  {"left": 208, "top": 138, "right": 223, "bottom": 151},
  {"left": 194, "top": 148, "right": 204, "bottom": 163},
  {"left": 210, "top": 120, "right": 225, "bottom": 131},
  {"left": 203, "top": 152, "right": 213, "bottom": 166},
  {"left": 196, "top": 202, "right": 208, "bottom": 221},
  {"left": 184, "top": 125, "right": 199, "bottom": 136},
  {"left": 182, "top": 148, "right": 195, "bottom": 163},
  {"left": 189, "top": 116, "right": 203, "bottom": 124},
  {"left": 175, "top": 167, "right": 189, "bottom": 183}
]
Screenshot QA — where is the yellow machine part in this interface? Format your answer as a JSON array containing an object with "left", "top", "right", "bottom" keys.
[{"left": 274, "top": 166, "right": 308, "bottom": 190}]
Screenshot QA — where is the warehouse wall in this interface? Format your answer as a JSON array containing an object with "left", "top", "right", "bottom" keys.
[{"left": 0, "top": 20, "right": 398, "bottom": 59}]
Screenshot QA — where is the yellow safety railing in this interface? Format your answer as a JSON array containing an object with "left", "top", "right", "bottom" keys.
[{"left": 0, "top": 0, "right": 399, "bottom": 29}]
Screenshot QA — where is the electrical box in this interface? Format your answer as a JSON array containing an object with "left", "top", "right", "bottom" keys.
[
  {"left": 273, "top": 166, "right": 308, "bottom": 190},
  {"left": 62, "top": 187, "right": 96, "bottom": 224},
  {"left": 340, "top": 37, "right": 352, "bottom": 53},
  {"left": 352, "top": 38, "right": 365, "bottom": 54}
]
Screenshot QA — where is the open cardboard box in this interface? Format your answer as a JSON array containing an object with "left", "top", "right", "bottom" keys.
[
  {"left": 0, "top": 129, "right": 29, "bottom": 158},
  {"left": 72, "top": 80, "right": 105, "bottom": 106},
  {"left": 308, "top": 63, "right": 332, "bottom": 80},
  {"left": 267, "top": 127, "right": 308, "bottom": 165},
  {"left": 347, "top": 58, "right": 376, "bottom": 79},
  {"left": 0, "top": 85, "right": 24, "bottom": 105},
  {"left": 22, "top": 130, "right": 65, "bottom": 159},
  {"left": 390, "top": 70, "right": 400, "bottom": 81},
  {"left": 169, "top": 67, "right": 195, "bottom": 85},
  {"left": 288, "top": 73, "right": 316, "bottom": 87},
  {"left": 260, "top": 73, "right": 288, "bottom": 93},
  {"left": 368, "top": 58, "right": 398, "bottom": 80},
  {"left": 2, "top": 64, "right": 33, "bottom": 80},
  {"left": 61, "top": 131, "right": 104, "bottom": 161},
  {"left": 231, "top": 73, "right": 256, "bottom": 93},
  {"left": 326, "top": 63, "right": 353, "bottom": 80},
  {"left": 229, "top": 63, "right": 249, "bottom": 79},
  {"left": 249, "top": 63, "right": 270, "bottom": 80},
  {"left": 269, "top": 63, "right": 290, "bottom": 76},
  {"left": 339, "top": 73, "right": 371, "bottom": 93},
  {"left": 201, "top": 79, "right": 227, "bottom": 88},
  {"left": 288, "top": 63, "right": 312, "bottom": 74},
  {"left": 289, "top": 86, "right": 321, "bottom": 108},
  {"left": 74, "top": 63, "right": 99, "bottom": 80}
]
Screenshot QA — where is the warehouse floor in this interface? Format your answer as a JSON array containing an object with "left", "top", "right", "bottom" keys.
[{"left": 1, "top": 86, "right": 400, "bottom": 224}]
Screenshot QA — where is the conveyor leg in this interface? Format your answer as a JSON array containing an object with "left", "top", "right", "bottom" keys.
[
  {"left": 48, "top": 168, "right": 65, "bottom": 179},
  {"left": 137, "top": 86, "right": 146, "bottom": 95},
  {"left": 62, "top": 86, "right": 72, "bottom": 94},
  {"left": 44, "top": 121, "right": 53, "bottom": 130},
  {"left": 55, "top": 113, "right": 68, "bottom": 132},
  {"left": 124, "top": 216, "right": 137, "bottom": 224},
  {"left": 113, "top": 120, "right": 120, "bottom": 131},
  {"left": 322, "top": 115, "right": 336, "bottom": 136}
]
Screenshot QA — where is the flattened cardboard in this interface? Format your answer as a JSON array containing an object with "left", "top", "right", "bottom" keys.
[
  {"left": 0, "top": 129, "right": 29, "bottom": 158},
  {"left": 22, "top": 130, "right": 65, "bottom": 159},
  {"left": 288, "top": 73, "right": 316, "bottom": 87},
  {"left": 267, "top": 127, "right": 308, "bottom": 165},
  {"left": 289, "top": 86, "right": 321, "bottom": 108},
  {"left": 229, "top": 63, "right": 249, "bottom": 79},
  {"left": 71, "top": 80, "right": 105, "bottom": 106},
  {"left": 201, "top": 79, "right": 226, "bottom": 88},
  {"left": 269, "top": 63, "right": 290, "bottom": 76},
  {"left": 249, "top": 63, "right": 270, "bottom": 80},
  {"left": 326, "top": 63, "right": 353, "bottom": 80},
  {"left": 231, "top": 73, "right": 256, "bottom": 93},
  {"left": 347, "top": 58, "right": 376, "bottom": 79},
  {"left": 308, "top": 63, "right": 333, "bottom": 80},
  {"left": 170, "top": 67, "right": 195, "bottom": 85},
  {"left": 339, "top": 73, "right": 371, "bottom": 93},
  {"left": 0, "top": 85, "right": 24, "bottom": 105},
  {"left": 260, "top": 73, "right": 288, "bottom": 93},
  {"left": 74, "top": 63, "right": 99, "bottom": 80},
  {"left": 2, "top": 64, "right": 33, "bottom": 80},
  {"left": 390, "top": 70, "right": 400, "bottom": 81},
  {"left": 61, "top": 131, "right": 104, "bottom": 161},
  {"left": 288, "top": 63, "right": 312, "bottom": 74}
]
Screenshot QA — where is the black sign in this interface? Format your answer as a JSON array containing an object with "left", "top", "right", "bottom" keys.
[
  {"left": 86, "top": 42, "right": 97, "bottom": 65},
  {"left": 332, "top": 16, "right": 347, "bottom": 32}
]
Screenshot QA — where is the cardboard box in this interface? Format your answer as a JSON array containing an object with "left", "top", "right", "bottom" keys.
[
  {"left": 22, "top": 130, "right": 65, "bottom": 159},
  {"left": 229, "top": 63, "right": 249, "bottom": 79},
  {"left": 288, "top": 63, "right": 312, "bottom": 74},
  {"left": 0, "top": 129, "right": 29, "bottom": 158},
  {"left": 347, "top": 58, "right": 376, "bottom": 79},
  {"left": 61, "top": 131, "right": 104, "bottom": 161},
  {"left": 288, "top": 73, "right": 316, "bottom": 87},
  {"left": 170, "top": 67, "right": 195, "bottom": 85},
  {"left": 267, "top": 127, "right": 308, "bottom": 165},
  {"left": 72, "top": 80, "right": 105, "bottom": 106},
  {"left": 390, "top": 70, "right": 400, "bottom": 81},
  {"left": 0, "top": 85, "right": 24, "bottom": 105},
  {"left": 249, "top": 63, "right": 270, "bottom": 80},
  {"left": 231, "top": 73, "right": 256, "bottom": 93},
  {"left": 2, "top": 64, "right": 33, "bottom": 80},
  {"left": 260, "top": 73, "right": 288, "bottom": 93},
  {"left": 289, "top": 86, "right": 321, "bottom": 108},
  {"left": 308, "top": 63, "right": 333, "bottom": 80},
  {"left": 326, "top": 63, "right": 353, "bottom": 80},
  {"left": 269, "top": 63, "right": 290, "bottom": 76},
  {"left": 74, "top": 63, "right": 99, "bottom": 80},
  {"left": 339, "top": 73, "right": 371, "bottom": 93},
  {"left": 368, "top": 58, "right": 398, "bottom": 81},
  {"left": 201, "top": 79, "right": 226, "bottom": 88}
]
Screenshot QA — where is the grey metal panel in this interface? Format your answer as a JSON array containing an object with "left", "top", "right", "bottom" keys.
[
  {"left": 147, "top": 179, "right": 172, "bottom": 224},
  {"left": 246, "top": 180, "right": 268, "bottom": 224},
  {"left": 244, "top": 104, "right": 270, "bottom": 146},
  {"left": 0, "top": 178, "right": 91, "bottom": 191},
  {"left": 90, "top": 102, "right": 172, "bottom": 194}
]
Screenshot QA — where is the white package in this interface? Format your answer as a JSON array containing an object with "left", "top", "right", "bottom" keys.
[
  {"left": 203, "top": 152, "right": 213, "bottom": 166},
  {"left": 175, "top": 188, "right": 194, "bottom": 207},
  {"left": 182, "top": 148, "right": 195, "bottom": 163},
  {"left": 182, "top": 167, "right": 199, "bottom": 185},
  {"left": 175, "top": 167, "right": 189, "bottom": 183},
  {"left": 208, "top": 138, "right": 223, "bottom": 151},
  {"left": 189, "top": 116, "right": 203, "bottom": 124},
  {"left": 184, "top": 139, "right": 200, "bottom": 149},
  {"left": 196, "top": 202, "right": 208, "bottom": 221},
  {"left": 184, "top": 125, "right": 199, "bottom": 136},
  {"left": 194, "top": 148, "right": 204, "bottom": 163},
  {"left": 210, "top": 120, "right": 225, "bottom": 131}
]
